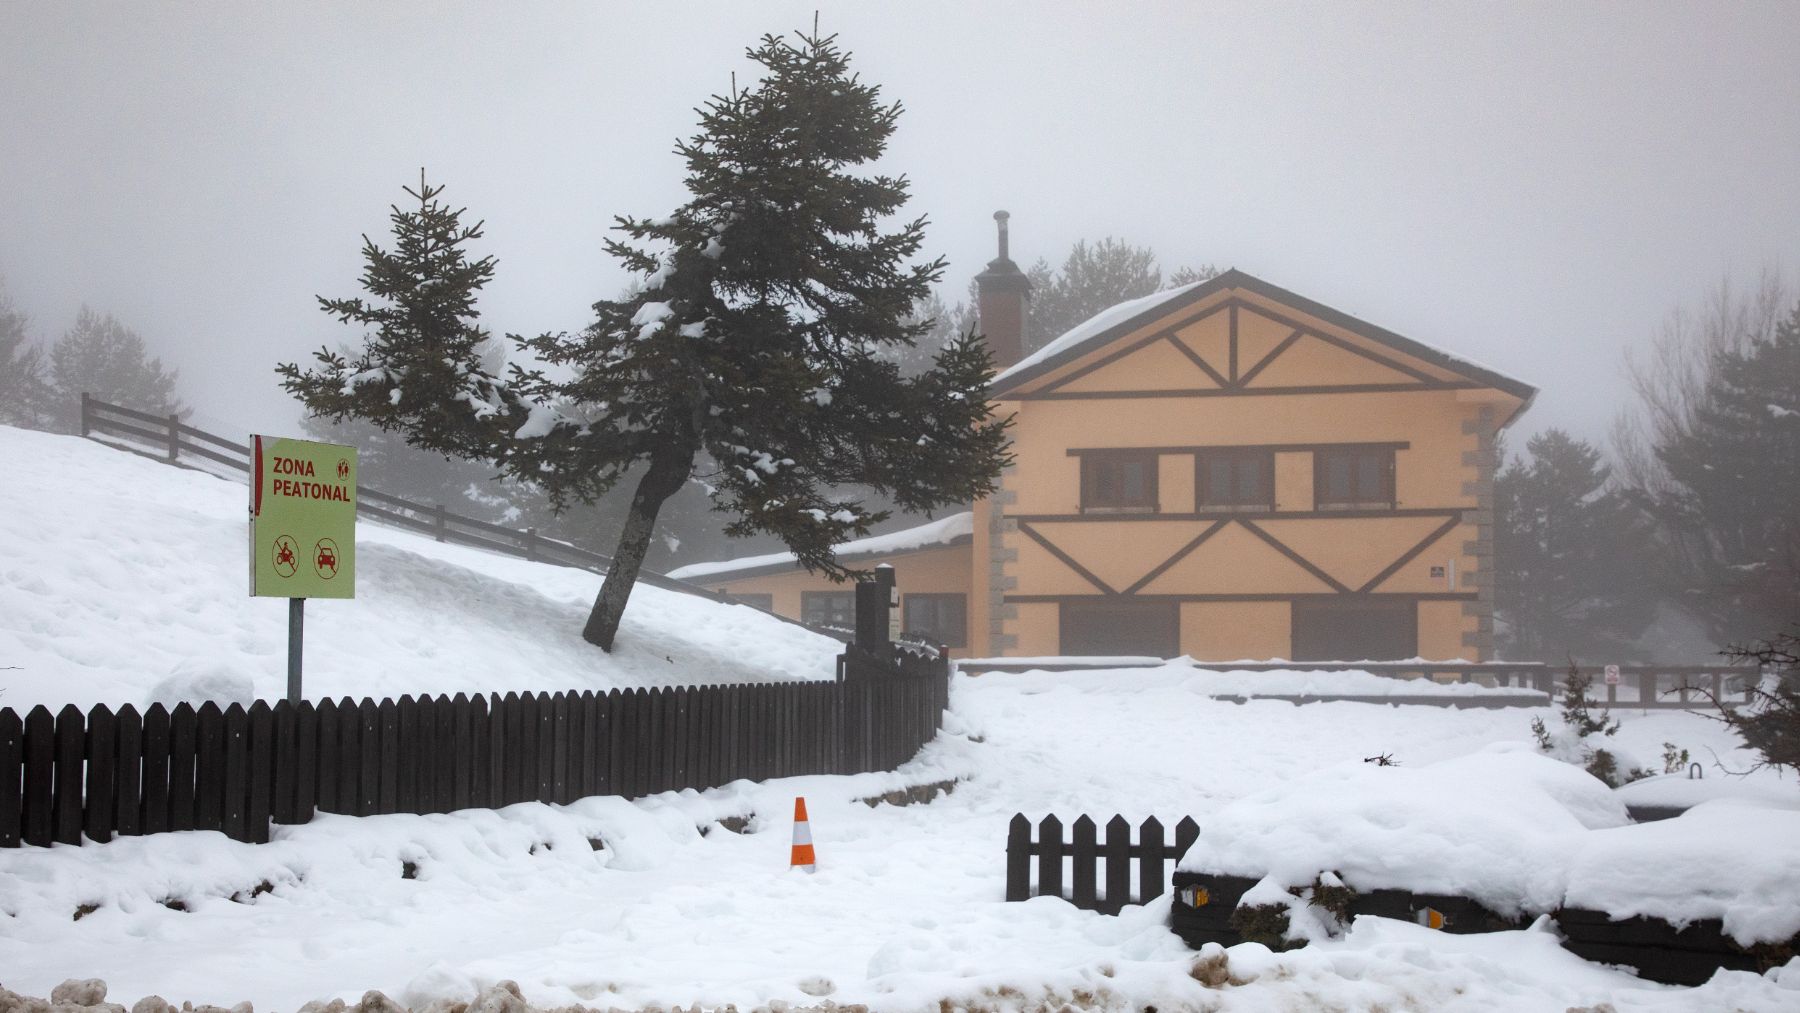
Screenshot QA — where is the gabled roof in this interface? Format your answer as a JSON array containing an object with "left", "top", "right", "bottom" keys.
[
  {"left": 668, "top": 511, "right": 974, "bottom": 583},
  {"left": 991, "top": 268, "right": 1537, "bottom": 403}
]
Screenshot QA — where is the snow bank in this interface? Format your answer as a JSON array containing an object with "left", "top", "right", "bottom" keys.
[
  {"left": 964, "top": 659, "right": 1545, "bottom": 699},
  {"left": 669, "top": 511, "right": 972, "bottom": 581},
  {"left": 1180, "top": 743, "right": 1800, "bottom": 943},
  {"left": 0, "top": 426, "right": 842, "bottom": 711},
  {"left": 1178, "top": 746, "right": 1628, "bottom": 916},
  {"left": 1566, "top": 800, "right": 1800, "bottom": 945}
]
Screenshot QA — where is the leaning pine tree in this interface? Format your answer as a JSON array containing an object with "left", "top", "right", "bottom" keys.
[{"left": 280, "top": 29, "right": 1013, "bottom": 651}]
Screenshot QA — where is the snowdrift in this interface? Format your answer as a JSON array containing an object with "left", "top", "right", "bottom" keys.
[{"left": 0, "top": 425, "right": 841, "bottom": 712}]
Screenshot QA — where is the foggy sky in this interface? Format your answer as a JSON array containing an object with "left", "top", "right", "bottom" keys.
[{"left": 4, "top": 2, "right": 1798, "bottom": 449}]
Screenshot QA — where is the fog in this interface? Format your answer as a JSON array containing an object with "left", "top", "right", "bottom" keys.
[{"left": 3, "top": 2, "right": 1798, "bottom": 443}]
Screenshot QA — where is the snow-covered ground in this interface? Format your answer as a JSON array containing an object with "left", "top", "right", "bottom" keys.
[
  {"left": 0, "top": 426, "right": 841, "bottom": 712},
  {"left": 5, "top": 425, "right": 1798, "bottom": 1010},
  {"left": 3, "top": 671, "right": 1795, "bottom": 1012}
]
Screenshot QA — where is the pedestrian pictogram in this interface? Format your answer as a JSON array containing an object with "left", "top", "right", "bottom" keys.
[
  {"left": 314, "top": 538, "right": 340, "bottom": 579},
  {"left": 272, "top": 535, "right": 299, "bottom": 578},
  {"left": 336, "top": 458, "right": 350, "bottom": 481}
]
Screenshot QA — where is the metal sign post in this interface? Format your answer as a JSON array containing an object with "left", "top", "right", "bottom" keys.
[{"left": 250, "top": 435, "right": 357, "bottom": 704}]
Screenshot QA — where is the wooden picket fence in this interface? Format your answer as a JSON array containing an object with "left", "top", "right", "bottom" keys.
[
  {"left": 1005, "top": 812, "right": 1200, "bottom": 914},
  {"left": 0, "top": 643, "right": 948, "bottom": 848}
]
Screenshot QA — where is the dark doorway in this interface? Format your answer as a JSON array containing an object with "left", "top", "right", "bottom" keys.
[
  {"left": 1059, "top": 599, "right": 1180, "bottom": 657},
  {"left": 1291, "top": 598, "right": 1418, "bottom": 661}
]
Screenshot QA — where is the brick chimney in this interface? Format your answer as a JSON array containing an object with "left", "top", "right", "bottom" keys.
[{"left": 974, "top": 210, "right": 1031, "bottom": 369}]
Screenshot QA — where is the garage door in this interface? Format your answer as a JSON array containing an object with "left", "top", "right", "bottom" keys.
[
  {"left": 1059, "top": 599, "right": 1180, "bottom": 658},
  {"left": 1291, "top": 598, "right": 1418, "bottom": 662}
]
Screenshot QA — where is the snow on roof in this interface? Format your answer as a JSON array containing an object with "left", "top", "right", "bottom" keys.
[
  {"left": 669, "top": 511, "right": 974, "bottom": 581},
  {"left": 992, "top": 280, "right": 1208, "bottom": 387},
  {"left": 991, "top": 270, "right": 1535, "bottom": 401}
]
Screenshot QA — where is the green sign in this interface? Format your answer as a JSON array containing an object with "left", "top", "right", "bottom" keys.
[{"left": 250, "top": 434, "right": 357, "bottom": 598}]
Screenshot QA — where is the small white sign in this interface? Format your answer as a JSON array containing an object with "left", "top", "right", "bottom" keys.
[{"left": 1604, "top": 664, "right": 1621, "bottom": 686}]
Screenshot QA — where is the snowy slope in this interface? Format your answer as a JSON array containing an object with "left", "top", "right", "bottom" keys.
[
  {"left": 0, "top": 425, "right": 841, "bottom": 711},
  {"left": 0, "top": 672, "right": 1788, "bottom": 1011}
]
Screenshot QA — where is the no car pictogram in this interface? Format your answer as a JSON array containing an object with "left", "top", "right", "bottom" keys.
[{"left": 314, "top": 538, "right": 341, "bottom": 579}]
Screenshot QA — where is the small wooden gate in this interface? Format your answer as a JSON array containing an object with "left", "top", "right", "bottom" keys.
[{"left": 1005, "top": 812, "right": 1199, "bottom": 914}]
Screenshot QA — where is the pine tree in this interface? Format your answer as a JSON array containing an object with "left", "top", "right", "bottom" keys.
[
  {"left": 283, "top": 30, "right": 1012, "bottom": 652},
  {"left": 1640, "top": 302, "right": 1800, "bottom": 642},
  {"left": 0, "top": 286, "right": 54, "bottom": 430},
  {"left": 48, "top": 307, "right": 184, "bottom": 432},
  {"left": 1026, "top": 238, "right": 1163, "bottom": 351},
  {"left": 279, "top": 171, "right": 517, "bottom": 467},
  {"left": 1493, "top": 428, "right": 1656, "bottom": 661}
]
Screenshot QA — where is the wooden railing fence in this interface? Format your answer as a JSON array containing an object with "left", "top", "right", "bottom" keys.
[
  {"left": 0, "top": 644, "right": 949, "bottom": 849},
  {"left": 1005, "top": 812, "right": 1200, "bottom": 914},
  {"left": 77, "top": 394, "right": 827, "bottom": 633}
]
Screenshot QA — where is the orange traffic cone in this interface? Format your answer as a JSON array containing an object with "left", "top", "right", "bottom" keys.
[{"left": 789, "top": 796, "right": 817, "bottom": 873}]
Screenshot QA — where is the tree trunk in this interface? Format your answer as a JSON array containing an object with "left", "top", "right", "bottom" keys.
[{"left": 582, "top": 446, "right": 695, "bottom": 651}]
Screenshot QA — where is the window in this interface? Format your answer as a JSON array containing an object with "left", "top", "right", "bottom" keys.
[
  {"left": 801, "top": 591, "right": 855, "bottom": 631},
  {"left": 1059, "top": 599, "right": 1180, "bottom": 657},
  {"left": 903, "top": 593, "right": 967, "bottom": 648},
  {"left": 1080, "top": 451, "right": 1158, "bottom": 512},
  {"left": 1291, "top": 598, "right": 1417, "bottom": 661},
  {"left": 1314, "top": 446, "right": 1396, "bottom": 510},
  {"left": 725, "top": 592, "right": 774, "bottom": 612},
  {"left": 1195, "top": 450, "right": 1274, "bottom": 511}
]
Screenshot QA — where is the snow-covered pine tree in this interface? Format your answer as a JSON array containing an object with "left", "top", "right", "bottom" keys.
[
  {"left": 279, "top": 172, "right": 519, "bottom": 469},
  {"left": 283, "top": 30, "right": 1012, "bottom": 652},
  {"left": 510, "top": 28, "right": 1011, "bottom": 649}
]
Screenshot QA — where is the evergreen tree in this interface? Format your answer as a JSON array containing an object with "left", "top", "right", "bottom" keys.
[
  {"left": 1166, "top": 263, "right": 1221, "bottom": 289},
  {"left": 1026, "top": 238, "right": 1162, "bottom": 351},
  {"left": 1021, "top": 240, "right": 1217, "bottom": 353},
  {"left": 48, "top": 307, "right": 185, "bottom": 432},
  {"left": 282, "top": 30, "right": 1012, "bottom": 652},
  {"left": 1494, "top": 429, "right": 1656, "bottom": 662},
  {"left": 0, "top": 286, "right": 54, "bottom": 430},
  {"left": 1639, "top": 302, "right": 1800, "bottom": 642}
]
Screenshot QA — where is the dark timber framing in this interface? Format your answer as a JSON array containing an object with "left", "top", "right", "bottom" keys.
[
  {"left": 1066, "top": 441, "right": 1410, "bottom": 457},
  {"left": 992, "top": 270, "right": 1537, "bottom": 413},
  {"left": 1012, "top": 512, "right": 1470, "bottom": 600}
]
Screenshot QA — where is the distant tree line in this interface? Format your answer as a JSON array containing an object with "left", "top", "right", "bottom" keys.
[
  {"left": 0, "top": 283, "right": 186, "bottom": 433},
  {"left": 1494, "top": 270, "right": 1799, "bottom": 666}
]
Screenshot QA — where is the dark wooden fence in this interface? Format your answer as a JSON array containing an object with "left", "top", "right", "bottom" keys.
[
  {"left": 77, "top": 395, "right": 828, "bottom": 636},
  {"left": 0, "top": 643, "right": 948, "bottom": 849},
  {"left": 1005, "top": 812, "right": 1200, "bottom": 914}
]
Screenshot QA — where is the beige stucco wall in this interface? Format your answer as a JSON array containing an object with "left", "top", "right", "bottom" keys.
[
  {"left": 694, "top": 541, "right": 975, "bottom": 656},
  {"left": 993, "top": 286, "right": 1522, "bottom": 662}
]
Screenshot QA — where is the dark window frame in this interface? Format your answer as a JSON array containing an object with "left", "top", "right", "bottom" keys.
[
  {"left": 1313, "top": 446, "right": 1397, "bottom": 510},
  {"left": 1194, "top": 448, "right": 1276, "bottom": 511},
  {"left": 1079, "top": 450, "right": 1160, "bottom": 513},
  {"left": 902, "top": 592, "right": 968, "bottom": 649},
  {"left": 725, "top": 591, "right": 774, "bottom": 612},
  {"left": 800, "top": 590, "right": 856, "bottom": 631}
]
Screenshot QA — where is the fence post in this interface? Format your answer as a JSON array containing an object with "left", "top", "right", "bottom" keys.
[
  {"left": 524, "top": 528, "right": 538, "bottom": 562},
  {"left": 434, "top": 504, "right": 448, "bottom": 543},
  {"left": 1005, "top": 813, "right": 1032, "bottom": 901},
  {"left": 80, "top": 393, "right": 91, "bottom": 438}
]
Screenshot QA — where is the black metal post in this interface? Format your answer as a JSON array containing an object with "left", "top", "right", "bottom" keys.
[{"left": 287, "top": 598, "right": 305, "bottom": 704}]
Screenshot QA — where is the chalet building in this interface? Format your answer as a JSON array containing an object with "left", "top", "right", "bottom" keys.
[{"left": 670, "top": 215, "right": 1536, "bottom": 662}]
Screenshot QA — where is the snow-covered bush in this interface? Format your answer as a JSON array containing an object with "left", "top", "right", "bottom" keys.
[{"left": 1529, "top": 664, "right": 1651, "bottom": 787}]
